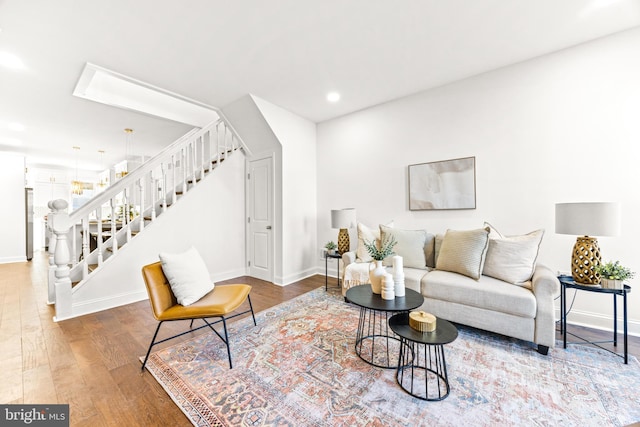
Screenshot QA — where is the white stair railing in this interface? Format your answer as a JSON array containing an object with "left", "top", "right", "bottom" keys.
[{"left": 47, "top": 117, "right": 247, "bottom": 320}]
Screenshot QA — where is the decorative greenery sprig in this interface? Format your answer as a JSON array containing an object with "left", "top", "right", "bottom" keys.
[
  {"left": 594, "top": 260, "right": 635, "bottom": 281},
  {"left": 324, "top": 241, "right": 337, "bottom": 251},
  {"left": 364, "top": 235, "right": 397, "bottom": 261}
]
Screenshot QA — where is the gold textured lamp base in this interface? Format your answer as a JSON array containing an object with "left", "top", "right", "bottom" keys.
[
  {"left": 571, "top": 236, "right": 601, "bottom": 285},
  {"left": 337, "top": 228, "right": 350, "bottom": 254}
]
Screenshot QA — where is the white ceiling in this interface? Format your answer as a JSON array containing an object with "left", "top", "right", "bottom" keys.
[{"left": 1, "top": 0, "right": 639, "bottom": 170}]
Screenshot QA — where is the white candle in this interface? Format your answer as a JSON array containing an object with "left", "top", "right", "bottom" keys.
[{"left": 393, "top": 255, "right": 403, "bottom": 272}]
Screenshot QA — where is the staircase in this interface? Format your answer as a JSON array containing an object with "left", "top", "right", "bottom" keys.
[{"left": 47, "top": 117, "right": 248, "bottom": 321}]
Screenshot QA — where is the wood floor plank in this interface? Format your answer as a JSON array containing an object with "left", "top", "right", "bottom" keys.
[
  {"left": 21, "top": 331, "right": 50, "bottom": 370},
  {"left": 0, "top": 355, "right": 23, "bottom": 403},
  {"left": 22, "top": 363, "right": 58, "bottom": 403}
]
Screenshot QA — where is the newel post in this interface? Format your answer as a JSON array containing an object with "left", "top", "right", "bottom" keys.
[{"left": 49, "top": 199, "right": 73, "bottom": 320}]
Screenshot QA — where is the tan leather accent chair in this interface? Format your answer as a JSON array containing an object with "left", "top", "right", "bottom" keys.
[{"left": 140, "top": 261, "right": 256, "bottom": 371}]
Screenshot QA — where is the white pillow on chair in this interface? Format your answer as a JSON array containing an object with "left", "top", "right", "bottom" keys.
[{"left": 159, "top": 246, "right": 214, "bottom": 306}]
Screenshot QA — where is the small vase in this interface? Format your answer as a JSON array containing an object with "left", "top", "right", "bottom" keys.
[
  {"left": 601, "top": 278, "right": 623, "bottom": 290},
  {"left": 381, "top": 272, "right": 395, "bottom": 300},
  {"left": 369, "top": 260, "right": 386, "bottom": 294}
]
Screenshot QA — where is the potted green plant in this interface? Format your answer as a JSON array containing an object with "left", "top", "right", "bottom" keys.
[
  {"left": 594, "top": 260, "right": 635, "bottom": 289},
  {"left": 363, "top": 235, "right": 397, "bottom": 294},
  {"left": 363, "top": 235, "right": 397, "bottom": 261},
  {"left": 324, "top": 241, "right": 337, "bottom": 255}
]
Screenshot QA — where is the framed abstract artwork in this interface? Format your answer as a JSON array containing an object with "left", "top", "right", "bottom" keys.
[{"left": 408, "top": 156, "right": 476, "bottom": 210}]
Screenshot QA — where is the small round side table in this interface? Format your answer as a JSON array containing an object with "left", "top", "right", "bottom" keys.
[
  {"left": 389, "top": 312, "right": 458, "bottom": 401},
  {"left": 345, "top": 285, "right": 424, "bottom": 369}
]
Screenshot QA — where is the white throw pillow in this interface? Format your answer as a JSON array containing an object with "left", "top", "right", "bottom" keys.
[
  {"left": 482, "top": 222, "right": 544, "bottom": 285},
  {"left": 159, "top": 247, "right": 214, "bottom": 306},
  {"left": 435, "top": 228, "right": 490, "bottom": 280},
  {"left": 356, "top": 221, "right": 394, "bottom": 262},
  {"left": 379, "top": 224, "right": 430, "bottom": 269}
]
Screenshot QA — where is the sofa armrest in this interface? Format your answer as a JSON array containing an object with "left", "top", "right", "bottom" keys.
[
  {"left": 342, "top": 251, "right": 356, "bottom": 268},
  {"left": 532, "top": 264, "right": 560, "bottom": 299},
  {"left": 531, "top": 264, "right": 560, "bottom": 348}
]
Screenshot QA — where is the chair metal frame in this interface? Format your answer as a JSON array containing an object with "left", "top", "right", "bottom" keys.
[{"left": 141, "top": 295, "right": 256, "bottom": 371}]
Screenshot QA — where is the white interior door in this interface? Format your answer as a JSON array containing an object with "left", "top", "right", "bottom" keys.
[{"left": 247, "top": 156, "right": 273, "bottom": 281}]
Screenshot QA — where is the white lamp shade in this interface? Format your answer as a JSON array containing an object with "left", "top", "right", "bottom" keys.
[
  {"left": 331, "top": 208, "right": 356, "bottom": 229},
  {"left": 555, "top": 202, "right": 620, "bottom": 237}
]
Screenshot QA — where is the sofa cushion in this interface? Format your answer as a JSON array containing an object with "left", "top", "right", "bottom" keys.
[
  {"left": 380, "top": 225, "right": 432, "bottom": 269},
  {"left": 421, "top": 270, "right": 536, "bottom": 318},
  {"left": 435, "top": 227, "right": 490, "bottom": 280},
  {"left": 482, "top": 222, "right": 544, "bottom": 285},
  {"left": 402, "top": 267, "right": 430, "bottom": 293},
  {"left": 356, "top": 221, "right": 393, "bottom": 262}
]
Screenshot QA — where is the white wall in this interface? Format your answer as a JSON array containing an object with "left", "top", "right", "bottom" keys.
[
  {"left": 317, "top": 27, "right": 640, "bottom": 334},
  {"left": 0, "top": 153, "right": 26, "bottom": 263},
  {"left": 252, "top": 96, "right": 318, "bottom": 284},
  {"left": 69, "top": 152, "right": 246, "bottom": 318}
]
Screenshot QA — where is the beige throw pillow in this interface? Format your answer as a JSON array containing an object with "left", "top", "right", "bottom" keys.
[
  {"left": 356, "top": 221, "right": 393, "bottom": 262},
  {"left": 380, "top": 225, "right": 430, "bottom": 269},
  {"left": 435, "top": 228, "right": 490, "bottom": 280},
  {"left": 482, "top": 222, "right": 544, "bottom": 285}
]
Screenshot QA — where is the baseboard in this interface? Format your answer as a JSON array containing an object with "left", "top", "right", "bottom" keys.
[
  {"left": 211, "top": 267, "right": 248, "bottom": 283},
  {"left": 54, "top": 289, "right": 149, "bottom": 322},
  {"left": 556, "top": 307, "right": 640, "bottom": 337},
  {"left": 279, "top": 267, "right": 319, "bottom": 286},
  {"left": 0, "top": 256, "right": 27, "bottom": 264}
]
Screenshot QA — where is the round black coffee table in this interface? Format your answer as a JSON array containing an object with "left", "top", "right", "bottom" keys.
[
  {"left": 389, "top": 312, "right": 458, "bottom": 401},
  {"left": 345, "top": 285, "right": 424, "bottom": 369}
]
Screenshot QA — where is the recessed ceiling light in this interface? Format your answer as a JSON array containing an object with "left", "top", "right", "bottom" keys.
[
  {"left": 327, "top": 92, "right": 341, "bottom": 103},
  {"left": 0, "top": 51, "right": 26, "bottom": 71}
]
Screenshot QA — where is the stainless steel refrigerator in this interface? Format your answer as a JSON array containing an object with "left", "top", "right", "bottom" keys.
[{"left": 25, "top": 187, "right": 33, "bottom": 261}]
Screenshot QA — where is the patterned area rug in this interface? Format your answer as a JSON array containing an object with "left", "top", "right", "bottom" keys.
[{"left": 143, "top": 287, "right": 640, "bottom": 426}]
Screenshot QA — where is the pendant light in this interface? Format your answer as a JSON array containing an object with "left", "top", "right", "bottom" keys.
[
  {"left": 117, "top": 128, "right": 134, "bottom": 178},
  {"left": 97, "top": 149, "right": 108, "bottom": 189},
  {"left": 71, "top": 146, "right": 83, "bottom": 195}
]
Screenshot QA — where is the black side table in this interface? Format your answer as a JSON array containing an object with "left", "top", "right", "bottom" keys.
[
  {"left": 324, "top": 251, "right": 342, "bottom": 291},
  {"left": 345, "top": 286, "right": 424, "bottom": 369},
  {"left": 559, "top": 275, "right": 631, "bottom": 364},
  {"left": 389, "top": 312, "right": 458, "bottom": 401}
]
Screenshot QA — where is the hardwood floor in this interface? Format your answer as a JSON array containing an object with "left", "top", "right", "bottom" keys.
[
  {"left": 1, "top": 252, "right": 638, "bottom": 426},
  {"left": 1, "top": 252, "right": 320, "bottom": 426}
]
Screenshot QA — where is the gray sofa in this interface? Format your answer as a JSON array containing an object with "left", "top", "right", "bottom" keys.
[{"left": 342, "top": 223, "right": 560, "bottom": 354}]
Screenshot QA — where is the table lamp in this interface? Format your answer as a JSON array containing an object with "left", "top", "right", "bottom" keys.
[
  {"left": 555, "top": 202, "right": 620, "bottom": 285},
  {"left": 331, "top": 208, "right": 356, "bottom": 254}
]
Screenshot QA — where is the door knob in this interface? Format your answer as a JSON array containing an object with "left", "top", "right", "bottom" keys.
[{"left": 266, "top": 226, "right": 272, "bottom": 229}]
